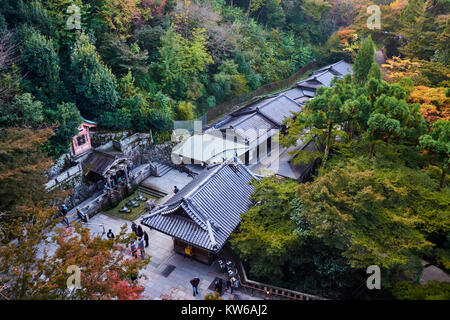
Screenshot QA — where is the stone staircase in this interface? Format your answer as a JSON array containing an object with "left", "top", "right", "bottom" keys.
[
  {"left": 153, "top": 162, "right": 172, "bottom": 177},
  {"left": 137, "top": 185, "right": 168, "bottom": 199}
]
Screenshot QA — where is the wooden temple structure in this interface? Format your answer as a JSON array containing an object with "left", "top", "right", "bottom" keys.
[{"left": 141, "top": 159, "right": 257, "bottom": 264}]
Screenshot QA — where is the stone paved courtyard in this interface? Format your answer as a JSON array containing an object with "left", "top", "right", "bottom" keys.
[
  {"left": 45, "top": 168, "right": 260, "bottom": 300},
  {"left": 86, "top": 212, "right": 259, "bottom": 300}
]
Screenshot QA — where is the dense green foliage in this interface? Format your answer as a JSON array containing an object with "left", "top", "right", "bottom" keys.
[
  {"left": 0, "top": 0, "right": 349, "bottom": 157},
  {"left": 0, "top": 0, "right": 448, "bottom": 300},
  {"left": 232, "top": 45, "right": 450, "bottom": 299}
]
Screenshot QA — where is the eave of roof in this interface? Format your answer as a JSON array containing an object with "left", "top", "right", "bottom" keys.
[{"left": 141, "top": 160, "right": 257, "bottom": 252}]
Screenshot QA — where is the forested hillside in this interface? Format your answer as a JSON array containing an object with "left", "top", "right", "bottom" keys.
[
  {"left": 0, "top": 0, "right": 349, "bottom": 157},
  {"left": 230, "top": 0, "right": 450, "bottom": 299},
  {"left": 0, "top": 0, "right": 448, "bottom": 300}
]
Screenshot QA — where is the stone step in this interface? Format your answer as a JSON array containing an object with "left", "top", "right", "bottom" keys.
[
  {"left": 137, "top": 185, "right": 167, "bottom": 199},
  {"left": 153, "top": 162, "right": 172, "bottom": 177}
]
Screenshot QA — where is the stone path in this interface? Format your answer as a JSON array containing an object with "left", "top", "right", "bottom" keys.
[
  {"left": 50, "top": 168, "right": 260, "bottom": 300},
  {"left": 85, "top": 212, "right": 259, "bottom": 300},
  {"left": 375, "top": 50, "right": 386, "bottom": 66},
  {"left": 141, "top": 169, "right": 193, "bottom": 195}
]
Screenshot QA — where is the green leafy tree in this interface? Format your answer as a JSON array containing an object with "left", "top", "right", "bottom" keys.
[
  {"left": 19, "top": 26, "right": 62, "bottom": 107},
  {"left": 70, "top": 32, "right": 118, "bottom": 119},
  {"left": 392, "top": 281, "right": 450, "bottom": 300},
  {"left": 353, "top": 36, "right": 375, "bottom": 84},
  {"left": 419, "top": 120, "right": 450, "bottom": 189},
  {"left": 230, "top": 177, "right": 300, "bottom": 281},
  {"left": 366, "top": 80, "right": 427, "bottom": 159},
  {"left": 209, "top": 60, "right": 249, "bottom": 101},
  {"left": 176, "top": 101, "right": 196, "bottom": 120},
  {"left": 156, "top": 28, "right": 213, "bottom": 100},
  {"left": 45, "top": 102, "right": 82, "bottom": 158},
  {"left": 283, "top": 75, "right": 356, "bottom": 168},
  {"left": 0, "top": 93, "right": 43, "bottom": 128},
  {"left": 294, "top": 161, "right": 433, "bottom": 289},
  {"left": 368, "top": 61, "right": 381, "bottom": 81}
]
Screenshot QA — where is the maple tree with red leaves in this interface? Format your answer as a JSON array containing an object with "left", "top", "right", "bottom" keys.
[
  {"left": 45, "top": 224, "right": 149, "bottom": 300},
  {"left": 0, "top": 129, "right": 149, "bottom": 300}
]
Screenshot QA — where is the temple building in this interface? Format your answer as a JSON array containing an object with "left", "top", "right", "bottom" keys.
[
  {"left": 172, "top": 60, "right": 352, "bottom": 181},
  {"left": 141, "top": 159, "right": 257, "bottom": 264},
  {"left": 141, "top": 60, "right": 353, "bottom": 264},
  {"left": 72, "top": 119, "right": 97, "bottom": 156},
  {"left": 82, "top": 149, "right": 133, "bottom": 190}
]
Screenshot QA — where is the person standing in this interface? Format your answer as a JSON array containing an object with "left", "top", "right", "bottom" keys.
[
  {"left": 60, "top": 204, "right": 70, "bottom": 227},
  {"left": 137, "top": 237, "right": 145, "bottom": 259},
  {"left": 143, "top": 230, "right": 149, "bottom": 248},
  {"left": 190, "top": 277, "right": 200, "bottom": 297},
  {"left": 131, "top": 222, "right": 137, "bottom": 234},
  {"left": 107, "top": 229, "right": 115, "bottom": 240},
  {"left": 173, "top": 185, "right": 179, "bottom": 194},
  {"left": 215, "top": 278, "right": 223, "bottom": 295},
  {"left": 130, "top": 240, "right": 138, "bottom": 258},
  {"left": 136, "top": 225, "right": 144, "bottom": 238},
  {"left": 226, "top": 279, "right": 233, "bottom": 294}
]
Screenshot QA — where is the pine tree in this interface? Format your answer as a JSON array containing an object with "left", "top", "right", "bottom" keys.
[
  {"left": 353, "top": 36, "right": 375, "bottom": 84},
  {"left": 419, "top": 120, "right": 450, "bottom": 189},
  {"left": 70, "top": 32, "right": 118, "bottom": 119}
]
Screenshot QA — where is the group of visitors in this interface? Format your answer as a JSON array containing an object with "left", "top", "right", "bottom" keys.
[
  {"left": 189, "top": 276, "right": 236, "bottom": 298},
  {"left": 213, "top": 277, "right": 235, "bottom": 295},
  {"left": 103, "top": 167, "right": 133, "bottom": 192},
  {"left": 130, "top": 222, "right": 149, "bottom": 259},
  {"left": 104, "top": 177, "right": 124, "bottom": 192}
]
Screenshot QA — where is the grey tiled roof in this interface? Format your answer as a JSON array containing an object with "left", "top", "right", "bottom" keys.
[
  {"left": 207, "top": 60, "right": 352, "bottom": 149},
  {"left": 82, "top": 149, "right": 127, "bottom": 176},
  {"left": 257, "top": 94, "right": 301, "bottom": 126},
  {"left": 214, "top": 94, "right": 299, "bottom": 141},
  {"left": 313, "top": 60, "right": 353, "bottom": 76},
  {"left": 219, "top": 113, "right": 276, "bottom": 142},
  {"left": 141, "top": 160, "right": 257, "bottom": 252},
  {"left": 249, "top": 139, "right": 320, "bottom": 181},
  {"left": 297, "top": 60, "right": 353, "bottom": 90},
  {"left": 282, "top": 87, "right": 304, "bottom": 100}
]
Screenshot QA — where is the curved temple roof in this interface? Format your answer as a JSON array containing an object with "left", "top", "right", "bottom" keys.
[{"left": 141, "top": 159, "right": 257, "bottom": 252}]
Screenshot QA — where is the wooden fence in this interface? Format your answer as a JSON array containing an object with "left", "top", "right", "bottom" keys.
[{"left": 205, "top": 60, "right": 318, "bottom": 125}]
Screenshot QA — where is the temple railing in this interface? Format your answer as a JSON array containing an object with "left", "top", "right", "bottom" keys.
[{"left": 236, "top": 259, "right": 327, "bottom": 300}]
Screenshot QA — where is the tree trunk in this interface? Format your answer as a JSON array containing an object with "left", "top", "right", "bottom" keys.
[
  {"left": 322, "top": 123, "right": 333, "bottom": 169},
  {"left": 230, "top": 0, "right": 233, "bottom": 7},
  {"left": 440, "top": 167, "right": 446, "bottom": 190},
  {"left": 256, "top": 8, "right": 262, "bottom": 22},
  {"left": 246, "top": 0, "right": 252, "bottom": 22},
  {"left": 369, "top": 142, "right": 375, "bottom": 160},
  {"left": 347, "top": 121, "right": 353, "bottom": 142}
]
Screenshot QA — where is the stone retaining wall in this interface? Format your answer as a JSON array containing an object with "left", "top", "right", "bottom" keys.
[{"left": 45, "top": 163, "right": 83, "bottom": 190}]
